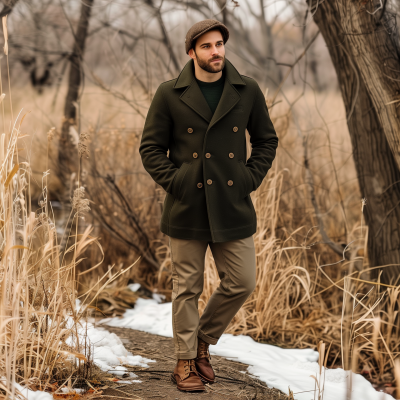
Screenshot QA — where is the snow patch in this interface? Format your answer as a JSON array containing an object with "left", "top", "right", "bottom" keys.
[
  {"left": 104, "top": 298, "right": 392, "bottom": 400},
  {"left": 13, "top": 383, "right": 53, "bottom": 400},
  {"left": 8, "top": 320, "right": 153, "bottom": 397},
  {"left": 81, "top": 323, "right": 155, "bottom": 373},
  {"left": 128, "top": 283, "right": 141, "bottom": 292}
]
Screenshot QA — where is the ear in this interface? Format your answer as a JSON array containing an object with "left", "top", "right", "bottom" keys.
[{"left": 188, "top": 48, "right": 196, "bottom": 60}]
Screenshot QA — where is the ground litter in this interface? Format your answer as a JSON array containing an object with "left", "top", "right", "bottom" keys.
[{"left": 102, "top": 297, "right": 393, "bottom": 400}]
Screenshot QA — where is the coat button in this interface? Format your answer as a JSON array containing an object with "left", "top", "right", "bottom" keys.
[
  {"left": 207, "top": 179, "right": 213, "bottom": 185},
  {"left": 187, "top": 128, "right": 193, "bottom": 133},
  {"left": 197, "top": 182, "right": 203, "bottom": 188},
  {"left": 229, "top": 153, "right": 234, "bottom": 158},
  {"left": 227, "top": 180, "right": 233, "bottom": 186},
  {"left": 205, "top": 153, "right": 211, "bottom": 158},
  {"left": 233, "top": 126, "right": 238, "bottom": 132},
  {"left": 193, "top": 152, "right": 198, "bottom": 158}
]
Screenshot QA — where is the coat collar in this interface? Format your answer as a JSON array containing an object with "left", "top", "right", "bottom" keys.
[
  {"left": 173, "top": 58, "right": 246, "bottom": 89},
  {"left": 174, "top": 59, "right": 245, "bottom": 128}
]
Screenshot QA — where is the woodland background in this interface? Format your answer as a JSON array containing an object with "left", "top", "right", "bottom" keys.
[{"left": 1, "top": 0, "right": 400, "bottom": 395}]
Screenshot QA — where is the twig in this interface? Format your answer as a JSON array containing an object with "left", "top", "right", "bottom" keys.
[
  {"left": 303, "top": 136, "right": 351, "bottom": 259},
  {"left": 271, "top": 30, "right": 320, "bottom": 103}
]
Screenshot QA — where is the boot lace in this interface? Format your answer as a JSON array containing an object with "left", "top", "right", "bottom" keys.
[
  {"left": 198, "top": 340, "right": 210, "bottom": 359},
  {"left": 183, "top": 359, "right": 197, "bottom": 375}
]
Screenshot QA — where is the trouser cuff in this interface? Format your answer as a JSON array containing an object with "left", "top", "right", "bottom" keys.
[
  {"left": 176, "top": 350, "right": 197, "bottom": 360},
  {"left": 198, "top": 329, "right": 219, "bottom": 345}
]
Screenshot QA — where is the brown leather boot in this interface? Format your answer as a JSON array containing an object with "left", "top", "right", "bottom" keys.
[
  {"left": 171, "top": 359, "right": 205, "bottom": 391},
  {"left": 195, "top": 338, "right": 215, "bottom": 384}
]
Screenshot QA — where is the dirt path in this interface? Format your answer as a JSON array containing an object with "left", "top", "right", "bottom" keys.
[{"left": 100, "top": 327, "right": 290, "bottom": 400}]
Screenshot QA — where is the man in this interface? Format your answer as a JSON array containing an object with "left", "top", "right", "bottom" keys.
[{"left": 139, "top": 19, "right": 278, "bottom": 392}]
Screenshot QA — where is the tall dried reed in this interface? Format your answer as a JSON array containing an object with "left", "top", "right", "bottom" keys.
[
  {"left": 0, "top": 115, "right": 92, "bottom": 396},
  {"left": 0, "top": 106, "right": 135, "bottom": 399},
  {"left": 0, "top": 19, "right": 137, "bottom": 397},
  {"left": 0, "top": 123, "right": 135, "bottom": 396}
]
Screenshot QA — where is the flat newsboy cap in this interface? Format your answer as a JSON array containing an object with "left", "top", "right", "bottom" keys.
[{"left": 185, "top": 19, "right": 229, "bottom": 54}]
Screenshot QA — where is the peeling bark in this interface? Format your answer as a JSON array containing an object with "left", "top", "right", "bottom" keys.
[{"left": 309, "top": 0, "right": 400, "bottom": 283}]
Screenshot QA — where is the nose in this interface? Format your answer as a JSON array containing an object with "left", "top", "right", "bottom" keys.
[{"left": 211, "top": 45, "right": 220, "bottom": 56}]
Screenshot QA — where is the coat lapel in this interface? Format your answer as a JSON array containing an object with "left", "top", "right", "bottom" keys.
[
  {"left": 207, "top": 79, "right": 239, "bottom": 131},
  {"left": 174, "top": 60, "right": 212, "bottom": 123},
  {"left": 173, "top": 58, "right": 246, "bottom": 127},
  {"left": 180, "top": 83, "right": 213, "bottom": 123}
]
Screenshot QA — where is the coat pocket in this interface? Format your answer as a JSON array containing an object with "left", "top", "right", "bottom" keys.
[
  {"left": 238, "top": 160, "right": 253, "bottom": 198},
  {"left": 171, "top": 162, "right": 191, "bottom": 200}
]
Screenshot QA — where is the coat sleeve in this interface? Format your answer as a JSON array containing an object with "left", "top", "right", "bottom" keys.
[
  {"left": 246, "top": 81, "right": 278, "bottom": 191},
  {"left": 139, "top": 83, "right": 179, "bottom": 195}
]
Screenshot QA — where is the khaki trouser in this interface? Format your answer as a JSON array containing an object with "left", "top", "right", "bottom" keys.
[{"left": 169, "top": 236, "right": 256, "bottom": 360}]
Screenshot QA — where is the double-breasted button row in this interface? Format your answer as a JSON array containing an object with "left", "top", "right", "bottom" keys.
[
  {"left": 202, "top": 152, "right": 233, "bottom": 159},
  {"left": 189, "top": 127, "right": 237, "bottom": 133},
  {"left": 194, "top": 149, "right": 234, "bottom": 188},
  {"left": 228, "top": 152, "right": 234, "bottom": 184},
  {"left": 197, "top": 180, "right": 233, "bottom": 187}
]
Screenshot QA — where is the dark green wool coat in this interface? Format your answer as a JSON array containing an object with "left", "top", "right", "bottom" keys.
[{"left": 139, "top": 59, "right": 278, "bottom": 242}]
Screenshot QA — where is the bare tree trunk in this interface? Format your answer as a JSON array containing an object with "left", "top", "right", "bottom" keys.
[
  {"left": 59, "top": 0, "right": 94, "bottom": 184},
  {"left": 309, "top": 0, "right": 400, "bottom": 283},
  {"left": 336, "top": 0, "right": 400, "bottom": 171}
]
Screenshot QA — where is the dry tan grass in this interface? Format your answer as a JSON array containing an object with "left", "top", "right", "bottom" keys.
[
  {"left": 0, "top": 111, "right": 140, "bottom": 399},
  {"left": 0, "top": 32, "right": 140, "bottom": 395},
  {"left": 0, "top": 114, "right": 89, "bottom": 395},
  {"left": 2, "top": 52, "right": 398, "bottom": 390},
  {"left": 146, "top": 90, "right": 398, "bottom": 385}
]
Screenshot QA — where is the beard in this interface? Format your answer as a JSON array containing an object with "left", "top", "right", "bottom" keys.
[{"left": 195, "top": 53, "right": 225, "bottom": 73}]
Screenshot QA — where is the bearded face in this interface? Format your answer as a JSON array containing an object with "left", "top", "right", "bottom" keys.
[
  {"left": 189, "top": 29, "right": 226, "bottom": 75},
  {"left": 194, "top": 51, "right": 225, "bottom": 73}
]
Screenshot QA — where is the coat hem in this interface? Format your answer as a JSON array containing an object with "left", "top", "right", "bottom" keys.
[{"left": 161, "top": 222, "right": 256, "bottom": 243}]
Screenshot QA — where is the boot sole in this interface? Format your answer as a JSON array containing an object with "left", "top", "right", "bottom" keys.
[
  {"left": 170, "top": 374, "right": 205, "bottom": 392},
  {"left": 197, "top": 371, "right": 215, "bottom": 384}
]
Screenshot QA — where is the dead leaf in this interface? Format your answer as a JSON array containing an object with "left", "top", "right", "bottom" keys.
[
  {"left": 88, "top": 380, "right": 102, "bottom": 385},
  {"left": 53, "top": 392, "right": 81, "bottom": 400},
  {"left": 4, "top": 164, "right": 19, "bottom": 187}
]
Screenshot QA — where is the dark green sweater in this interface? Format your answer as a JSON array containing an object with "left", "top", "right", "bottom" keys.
[{"left": 196, "top": 72, "right": 225, "bottom": 114}]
